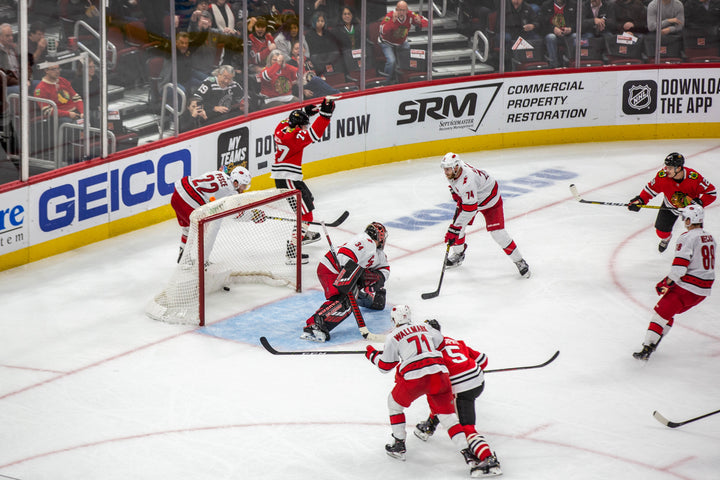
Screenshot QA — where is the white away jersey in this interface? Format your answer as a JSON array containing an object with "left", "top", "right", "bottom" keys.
[
  {"left": 371, "top": 323, "right": 448, "bottom": 381},
  {"left": 448, "top": 162, "right": 501, "bottom": 227},
  {"left": 319, "top": 232, "right": 390, "bottom": 283},
  {"left": 669, "top": 228, "right": 716, "bottom": 296},
  {"left": 174, "top": 171, "right": 237, "bottom": 210}
]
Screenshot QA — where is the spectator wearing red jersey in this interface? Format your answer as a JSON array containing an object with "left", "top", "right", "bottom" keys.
[
  {"left": 33, "top": 63, "right": 83, "bottom": 124},
  {"left": 248, "top": 17, "right": 277, "bottom": 74},
  {"left": 257, "top": 49, "right": 300, "bottom": 108},
  {"left": 378, "top": 1, "right": 428, "bottom": 83},
  {"left": 628, "top": 152, "right": 716, "bottom": 252}
]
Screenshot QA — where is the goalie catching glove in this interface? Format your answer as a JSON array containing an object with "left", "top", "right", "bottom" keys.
[{"left": 445, "top": 224, "right": 462, "bottom": 245}]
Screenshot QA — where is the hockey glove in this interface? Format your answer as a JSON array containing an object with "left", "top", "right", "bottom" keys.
[
  {"left": 250, "top": 209, "right": 266, "bottom": 223},
  {"left": 304, "top": 104, "right": 319, "bottom": 117},
  {"left": 692, "top": 197, "right": 704, "bottom": 206},
  {"left": 445, "top": 224, "right": 462, "bottom": 245},
  {"left": 366, "top": 345, "right": 380, "bottom": 364},
  {"left": 655, "top": 276, "right": 673, "bottom": 296},
  {"left": 627, "top": 195, "right": 644, "bottom": 212},
  {"left": 363, "top": 269, "right": 385, "bottom": 289},
  {"left": 449, "top": 186, "right": 461, "bottom": 204},
  {"left": 319, "top": 98, "right": 335, "bottom": 117}
]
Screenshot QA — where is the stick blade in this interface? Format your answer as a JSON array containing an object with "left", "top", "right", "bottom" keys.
[
  {"left": 326, "top": 211, "right": 349, "bottom": 227},
  {"left": 653, "top": 410, "right": 678, "bottom": 428},
  {"left": 259, "top": 336, "right": 280, "bottom": 355},
  {"left": 569, "top": 184, "right": 582, "bottom": 201},
  {"left": 421, "top": 290, "right": 440, "bottom": 300}
]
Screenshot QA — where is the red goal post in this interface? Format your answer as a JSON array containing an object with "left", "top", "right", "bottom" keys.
[{"left": 145, "top": 188, "right": 303, "bottom": 326}]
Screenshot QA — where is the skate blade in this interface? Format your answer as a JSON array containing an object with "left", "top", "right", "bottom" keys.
[
  {"left": 471, "top": 466, "right": 503, "bottom": 477},
  {"left": 413, "top": 429, "right": 431, "bottom": 442},
  {"left": 385, "top": 451, "right": 406, "bottom": 461}
]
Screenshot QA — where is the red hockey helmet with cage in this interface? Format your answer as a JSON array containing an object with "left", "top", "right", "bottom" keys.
[{"left": 365, "top": 222, "right": 387, "bottom": 249}]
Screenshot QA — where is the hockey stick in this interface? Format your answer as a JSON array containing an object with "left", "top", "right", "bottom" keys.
[
  {"left": 266, "top": 210, "right": 349, "bottom": 227},
  {"left": 320, "top": 222, "right": 385, "bottom": 342},
  {"left": 569, "top": 184, "right": 670, "bottom": 210},
  {"left": 484, "top": 350, "right": 560, "bottom": 373},
  {"left": 652, "top": 408, "right": 720, "bottom": 428},
  {"left": 421, "top": 244, "right": 451, "bottom": 300},
  {"left": 260, "top": 336, "right": 377, "bottom": 355}
]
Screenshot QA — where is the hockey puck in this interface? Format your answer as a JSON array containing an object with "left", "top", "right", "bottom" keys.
[{"left": 223, "top": 286, "right": 230, "bottom": 291}]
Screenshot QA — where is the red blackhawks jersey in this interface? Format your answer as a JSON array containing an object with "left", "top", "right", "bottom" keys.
[
  {"left": 441, "top": 336, "right": 488, "bottom": 394},
  {"left": 448, "top": 162, "right": 501, "bottom": 228},
  {"left": 174, "top": 171, "right": 237, "bottom": 210},
  {"left": 669, "top": 228, "right": 716, "bottom": 296},
  {"left": 271, "top": 115, "right": 330, "bottom": 181},
  {"left": 33, "top": 77, "right": 83, "bottom": 118},
  {"left": 319, "top": 231, "right": 390, "bottom": 283},
  {"left": 638, "top": 168, "right": 716, "bottom": 209},
  {"left": 379, "top": 11, "right": 428, "bottom": 46}
]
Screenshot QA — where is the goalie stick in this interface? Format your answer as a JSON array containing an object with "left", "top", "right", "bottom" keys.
[
  {"left": 320, "top": 221, "right": 386, "bottom": 342},
  {"left": 569, "top": 184, "right": 671, "bottom": 210},
  {"left": 266, "top": 210, "right": 349, "bottom": 227},
  {"left": 652, "top": 408, "right": 720, "bottom": 428},
  {"left": 421, "top": 244, "right": 452, "bottom": 300}
]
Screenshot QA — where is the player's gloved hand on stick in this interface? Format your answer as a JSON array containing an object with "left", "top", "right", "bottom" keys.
[
  {"left": 655, "top": 276, "right": 673, "bottom": 295},
  {"left": 449, "top": 186, "right": 461, "bottom": 203},
  {"left": 320, "top": 98, "right": 335, "bottom": 116},
  {"left": 366, "top": 345, "right": 379, "bottom": 363},
  {"left": 627, "top": 195, "right": 644, "bottom": 212},
  {"left": 250, "top": 209, "right": 266, "bottom": 223},
  {"left": 304, "top": 104, "right": 319, "bottom": 117},
  {"left": 445, "top": 225, "right": 461, "bottom": 245},
  {"left": 692, "top": 197, "right": 703, "bottom": 206}
]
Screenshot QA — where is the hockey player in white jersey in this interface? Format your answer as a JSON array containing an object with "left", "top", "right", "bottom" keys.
[
  {"left": 365, "top": 305, "right": 499, "bottom": 476},
  {"left": 634, "top": 204, "right": 716, "bottom": 360},
  {"left": 441, "top": 152, "right": 530, "bottom": 278}
]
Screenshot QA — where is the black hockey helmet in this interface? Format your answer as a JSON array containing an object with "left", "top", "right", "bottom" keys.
[
  {"left": 288, "top": 109, "right": 310, "bottom": 128},
  {"left": 664, "top": 152, "right": 685, "bottom": 168},
  {"left": 425, "top": 319, "right": 441, "bottom": 331},
  {"left": 365, "top": 222, "right": 387, "bottom": 249}
]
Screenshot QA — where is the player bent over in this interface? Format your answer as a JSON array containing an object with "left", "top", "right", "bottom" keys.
[
  {"left": 365, "top": 305, "right": 499, "bottom": 477},
  {"left": 171, "top": 166, "right": 264, "bottom": 263},
  {"left": 271, "top": 97, "right": 336, "bottom": 248},
  {"left": 633, "top": 205, "right": 716, "bottom": 361},
  {"left": 441, "top": 152, "right": 530, "bottom": 278},
  {"left": 301, "top": 222, "right": 390, "bottom": 342},
  {"left": 627, "top": 152, "right": 716, "bottom": 252},
  {"left": 414, "top": 319, "right": 501, "bottom": 476}
]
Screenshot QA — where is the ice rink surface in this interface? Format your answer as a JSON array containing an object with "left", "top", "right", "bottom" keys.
[{"left": 1, "top": 139, "right": 719, "bottom": 480}]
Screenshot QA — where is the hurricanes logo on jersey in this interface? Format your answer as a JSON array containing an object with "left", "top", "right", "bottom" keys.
[{"left": 670, "top": 191, "right": 691, "bottom": 208}]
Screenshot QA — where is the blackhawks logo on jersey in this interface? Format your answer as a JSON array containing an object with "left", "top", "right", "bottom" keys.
[{"left": 669, "top": 191, "right": 692, "bottom": 208}]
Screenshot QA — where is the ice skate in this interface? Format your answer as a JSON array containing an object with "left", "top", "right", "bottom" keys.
[
  {"left": 445, "top": 244, "right": 467, "bottom": 269},
  {"left": 461, "top": 448, "right": 481, "bottom": 467},
  {"left": 414, "top": 415, "right": 440, "bottom": 441},
  {"left": 385, "top": 435, "right": 406, "bottom": 461},
  {"left": 286, "top": 241, "right": 309, "bottom": 265},
  {"left": 658, "top": 237, "right": 671, "bottom": 253},
  {"left": 470, "top": 454, "right": 502, "bottom": 477},
  {"left": 633, "top": 343, "right": 656, "bottom": 361},
  {"left": 299, "top": 323, "right": 330, "bottom": 342},
  {"left": 514, "top": 259, "right": 530, "bottom": 278},
  {"left": 302, "top": 230, "right": 321, "bottom": 245}
]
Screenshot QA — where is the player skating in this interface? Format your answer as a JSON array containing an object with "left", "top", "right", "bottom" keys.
[
  {"left": 627, "top": 152, "right": 716, "bottom": 252},
  {"left": 301, "top": 222, "right": 389, "bottom": 342},
  {"left": 633, "top": 205, "right": 716, "bottom": 360},
  {"left": 271, "top": 96, "right": 336, "bottom": 247},
  {"left": 171, "top": 166, "right": 264, "bottom": 263},
  {"left": 365, "top": 305, "right": 500, "bottom": 477},
  {"left": 441, "top": 152, "right": 530, "bottom": 277},
  {"left": 414, "top": 319, "right": 502, "bottom": 476}
]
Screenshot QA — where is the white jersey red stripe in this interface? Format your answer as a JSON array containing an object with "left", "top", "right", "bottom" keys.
[
  {"left": 174, "top": 171, "right": 237, "bottom": 210},
  {"left": 669, "top": 228, "right": 715, "bottom": 296},
  {"left": 371, "top": 323, "right": 448, "bottom": 380},
  {"left": 448, "top": 162, "right": 501, "bottom": 228},
  {"left": 319, "top": 231, "right": 390, "bottom": 283}
]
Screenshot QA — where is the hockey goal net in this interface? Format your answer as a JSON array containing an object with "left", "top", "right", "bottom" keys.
[{"left": 145, "top": 188, "right": 302, "bottom": 326}]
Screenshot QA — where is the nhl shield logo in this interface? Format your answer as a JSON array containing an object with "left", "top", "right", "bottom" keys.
[{"left": 622, "top": 80, "right": 657, "bottom": 115}]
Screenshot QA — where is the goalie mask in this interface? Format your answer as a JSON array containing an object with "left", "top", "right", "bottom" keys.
[
  {"left": 681, "top": 204, "right": 704, "bottom": 225},
  {"left": 365, "top": 222, "right": 387, "bottom": 249},
  {"left": 391, "top": 304, "right": 411, "bottom": 327},
  {"left": 229, "top": 166, "right": 252, "bottom": 193}
]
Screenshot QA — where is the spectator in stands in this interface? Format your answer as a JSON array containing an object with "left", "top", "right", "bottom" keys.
[
  {"left": 179, "top": 94, "right": 211, "bottom": 132},
  {"left": 577, "top": 0, "right": 616, "bottom": 56},
  {"left": 610, "top": 0, "right": 648, "bottom": 36},
  {"left": 378, "top": 1, "right": 428, "bottom": 83},
  {"left": 0, "top": 24, "right": 20, "bottom": 95},
  {"left": 257, "top": 49, "right": 300, "bottom": 108},
  {"left": 504, "top": 0, "right": 541, "bottom": 55},
  {"left": 71, "top": 57, "right": 100, "bottom": 125},
  {"left": 0, "top": 53, "right": 32, "bottom": 170},
  {"left": 210, "top": 0, "right": 239, "bottom": 34},
  {"left": 34, "top": 63, "right": 84, "bottom": 125},
  {"left": 176, "top": 0, "right": 197, "bottom": 31},
  {"left": 646, "top": 0, "right": 684, "bottom": 57},
  {"left": 334, "top": 6, "right": 361, "bottom": 80},
  {"left": 305, "top": 11, "right": 342, "bottom": 76},
  {"left": 160, "top": 31, "right": 210, "bottom": 95},
  {"left": 187, "top": 12, "right": 225, "bottom": 84},
  {"left": 540, "top": 0, "right": 578, "bottom": 68},
  {"left": 272, "top": 0, "right": 300, "bottom": 17},
  {"left": 684, "top": 0, "right": 720, "bottom": 37},
  {"left": 275, "top": 15, "right": 310, "bottom": 60},
  {"left": 249, "top": 16, "right": 277, "bottom": 74},
  {"left": 287, "top": 40, "right": 340, "bottom": 99},
  {"left": 188, "top": 0, "right": 211, "bottom": 32},
  {"left": 28, "top": 22, "right": 47, "bottom": 80},
  {"left": 195, "top": 64, "right": 245, "bottom": 123},
  {"left": 304, "top": 0, "right": 340, "bottom": 29}
]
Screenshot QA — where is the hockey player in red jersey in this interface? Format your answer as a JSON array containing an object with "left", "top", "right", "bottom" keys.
[
  {"left": 365, "top": 305, "right": 495, "bottom": 477},
  {"left": 301, "top": 222, "right": 389, "bottom": 342},
  {"left": 414, "top": 319, "right": 502, "bottom": 477},
  {"left": 633, "top": 205, "right": 716, "bottom": 360},
  {"left": 628, "top": 152, "right": 716, "bottom": 252},
  {"left": 441, "top": 152, "right": 530, "bottom": 278},
  {"left": 271, "top": 96, "right": 336, "bottom": 246},
  {"left": 171, "top": 166, "right": 265, "bottom": 263}
]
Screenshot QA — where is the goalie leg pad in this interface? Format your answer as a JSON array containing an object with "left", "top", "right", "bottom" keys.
[{"left": 314, "top": 296, "right": 352, "bottom": 332}]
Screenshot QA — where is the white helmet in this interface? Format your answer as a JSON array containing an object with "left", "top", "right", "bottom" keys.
[
  {"left": 229, "top": 166, "right": 251, "bottom": 191},
  {"left": 391, "top": 304, "right": 412, "bottom": 326},
  {"left": 440, "top": 152, "right": 461, "bottom": 169},
  {"left": 681, "top": 204, "right": 704, "bottom": 224}
]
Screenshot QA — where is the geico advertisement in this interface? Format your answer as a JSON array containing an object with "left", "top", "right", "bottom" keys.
[{"left": 618, "top": 69, "right": 719, "bottom": 122}]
